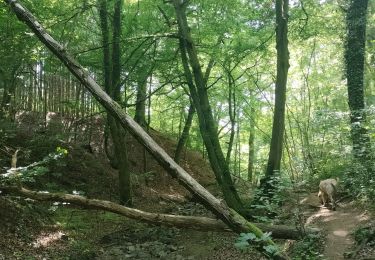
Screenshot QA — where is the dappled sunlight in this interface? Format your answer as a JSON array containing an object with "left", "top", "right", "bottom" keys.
[
  {"left": 321, "top": 215, "right": 339, "bottom": 222},
  {"left": 303, "top": 201, "right": 373, "bottom": 260},
  {"left": 332, "top": 229, "right": 348, "bottom": 237},
  {"left": 32, "top": 231, "right": 66, "bottom": 248},
  {"left": 305, "top": 206, "right": 339, "bottom": 225}
]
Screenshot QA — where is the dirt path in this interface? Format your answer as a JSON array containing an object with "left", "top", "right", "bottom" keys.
[{"left": 305, "top": 201, "right": 370, "bottom": 260}]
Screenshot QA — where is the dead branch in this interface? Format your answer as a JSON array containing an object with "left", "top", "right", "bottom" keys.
[{"left": 0, "top": 186, "right": 319, "bottom": 240}]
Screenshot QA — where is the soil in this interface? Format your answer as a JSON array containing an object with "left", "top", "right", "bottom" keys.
[{"left": 302, "top": 194, "right": 374, "bottom": 260}]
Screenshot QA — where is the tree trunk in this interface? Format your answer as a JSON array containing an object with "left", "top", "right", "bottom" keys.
[
  {"left": 4, "top": 2, "right": 288, "bottom": 257},
  {"left": 0, "top": 67, "right": 17, "bottom": 118},
  {"left": 99, "top": 0, "right": 132, "bottom": 206},
  {"left": 226, "top": 71, "right": 236, "bottom": 164},
  {"left": 248, "top": 105, "right": 256, "bottom": 183},
  {"left": 174, "top": 103, "right": 195, "bottom": 163},
  {"left": 345, "top": 0, "right": 370, "bottom": 163},
  {"left": 172, "top": 0, "right": 244, "bottom": 214},
  {"left": 260, "top": 0, "right": 289, "bottom": 197},
  {"left": 134, "top": 74, "right": 148, "bottom": 127}
]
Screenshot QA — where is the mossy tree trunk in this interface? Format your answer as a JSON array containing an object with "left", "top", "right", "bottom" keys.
[{"left": 345, "top": 0, "right": 371, "bottom": 164}]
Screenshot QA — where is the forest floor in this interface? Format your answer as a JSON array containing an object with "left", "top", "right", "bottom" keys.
[
  {"left": 300, "top": 193, "right": 375, "bottom": 260},
  {"left": 1, "top": 119, "right": 374, "bottom": 259},
  {"left": 317, "top": 203, "right": 372, "bottom": 259},
  {"left": 0, "top": 121, "right": 265, "bottom": 259}
]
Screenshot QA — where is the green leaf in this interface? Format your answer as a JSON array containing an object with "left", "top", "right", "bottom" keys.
[
  {"left": 263, "top": 244, "right": 278, "bottom": 255},
  {"left": 234, "top": 240, "right": 249, "bottom": 250}
]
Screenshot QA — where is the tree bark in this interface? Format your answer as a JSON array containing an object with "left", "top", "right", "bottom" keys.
[
  {"left": 260, "top": 0, "right": 289, "bottom": 197},
  {"left": 4, "top": 2, "right": 287, "bottom": 257},
  {"left": 345, "top": 0, "right": 370, "bottom": 163}
]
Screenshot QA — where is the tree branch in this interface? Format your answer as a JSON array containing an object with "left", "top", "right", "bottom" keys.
[{"left": 0, "top": 186, "right": 318, "bottom": 239}]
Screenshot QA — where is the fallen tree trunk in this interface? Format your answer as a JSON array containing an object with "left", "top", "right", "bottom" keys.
[
  {"left": 0, "top": 186, "right": 318, "bottom": 240},
  {"left": 3, "top": 1, "right": 286, "bottom": 258}
]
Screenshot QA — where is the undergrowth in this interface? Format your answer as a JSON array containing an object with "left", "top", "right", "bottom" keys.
[{"left": 289, "top": 233, "right": 325, "bottom": 260}]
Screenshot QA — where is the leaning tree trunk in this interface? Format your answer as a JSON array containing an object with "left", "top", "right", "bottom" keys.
[
  {"left": 4, "top": 1, "right": 289, "bottom": 258},
  {"left": 345, "top": 0, "right": 371, "bottom": 163},
  {"left": 172, "top": 0, "right": 244, "bottom": 214},
  {"left": 259, "top": 0, "right": 290, "bottom": 198}
]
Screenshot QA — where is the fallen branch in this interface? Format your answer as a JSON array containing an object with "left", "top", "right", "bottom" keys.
[{"left": 0, "top": 186, "right": 318, "bottom": 240}]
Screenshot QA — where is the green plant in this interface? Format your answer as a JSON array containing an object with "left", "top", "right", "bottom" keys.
[
  {"left": 289, "top": 233, "right": 324, "bottom": 260},
  {"left": 251, "top": 175, "right": 292, "bottom": 221},
  {"left": 235, "top": 232, "right": 280, "bottom": 258},
  {"left": 0, "top": 147, "right": 68, "bottom": 185},
  {"left": 353, "top": 225, "right": 375, "bottom": 245}
]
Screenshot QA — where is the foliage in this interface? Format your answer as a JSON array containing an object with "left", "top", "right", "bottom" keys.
[
  {"left": 251, "top": 175, "right": 291, "bottom": 221},
  {"left": 351, "top": 224, "right": 375, "bottom": 253},
  {"left": 0, "top": 146, "right": 67, "bottom": 185},
  {"left": 1, "top": 0, "right": 374, "bottom": 204},
  {"left": 289, "top": 233, "right": 325, "bottom": 260},
  {"left": 339, "top": 158, "right": 375, "bottom": 202},
  {"left": 1, "top": 0, "right": 375, "bottom": 258},
  {"left": 235, "top": 232, "right": 280, "bottom": 258}
]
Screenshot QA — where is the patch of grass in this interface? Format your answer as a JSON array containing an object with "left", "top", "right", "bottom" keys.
[
  {"left": 53, "top": 207, "right": 125, "bottom": 230},
  {"left": 51, "top": 207, "right": 128, "bottom": 258}
]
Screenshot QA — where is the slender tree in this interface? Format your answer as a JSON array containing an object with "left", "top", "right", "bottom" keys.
[
  {"left": 0, "top": 66, "right": 18, "bottom": 118},
  {"left": 99, "top": 0, "right": 132, "bottom": 206},
  {"left": 259, "top": 0, "right": 289, "bottom": 197},
  {"left": 174, "top": 102, "right": 195, "bottom": 163},
  {"left": 226, "top": 70, "right": 236, "bottom": 164},
  {"left": 248, "top": 103, "right": 256, "bottom": 183}
]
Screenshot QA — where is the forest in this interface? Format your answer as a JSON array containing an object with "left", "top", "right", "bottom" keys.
[{"left": 0, "top": 0, "right": 374, "bottom": 259}]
